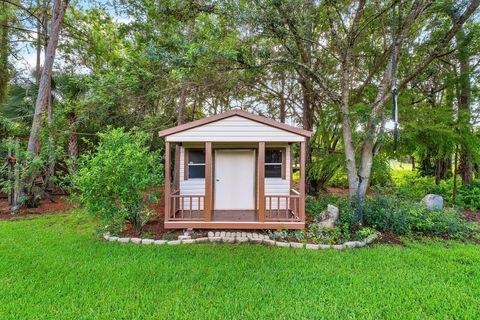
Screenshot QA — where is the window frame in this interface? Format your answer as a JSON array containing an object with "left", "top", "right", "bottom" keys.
[
  {"left": 184, "top": 148, "right": 206, "bottom": 180},
  {"left": 265, "top": 148, "right": 286, "bottom": 179}
]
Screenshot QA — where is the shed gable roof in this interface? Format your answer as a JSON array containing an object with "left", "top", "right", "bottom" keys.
[{"left": 158, "top": 109, "right": 313, "bottom": 138}]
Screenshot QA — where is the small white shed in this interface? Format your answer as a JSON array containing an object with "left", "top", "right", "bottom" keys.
[{"left": 158, "top": 109, "right": 312, "bottom": 230}]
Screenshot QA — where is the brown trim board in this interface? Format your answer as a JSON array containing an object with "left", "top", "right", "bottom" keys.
[{"left": 158, "top": 109, "right": 313, "bottom": 138}]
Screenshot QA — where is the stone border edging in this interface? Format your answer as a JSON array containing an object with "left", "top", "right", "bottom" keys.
[{"left": 103, "top": 231, "right": 380, "bottom": 250}]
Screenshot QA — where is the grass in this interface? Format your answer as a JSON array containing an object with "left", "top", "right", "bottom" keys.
[{"left": 0, "top": 212, "right": 479, "bottom": 319}]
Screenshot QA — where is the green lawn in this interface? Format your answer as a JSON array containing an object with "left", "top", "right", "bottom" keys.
[{"left": 0, "top": 212, "right": 479, "bottom": 319}]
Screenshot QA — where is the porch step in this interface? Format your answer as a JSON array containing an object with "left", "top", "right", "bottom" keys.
[{"left": 205, "top": 231, "right": 269, "bottom": 241}]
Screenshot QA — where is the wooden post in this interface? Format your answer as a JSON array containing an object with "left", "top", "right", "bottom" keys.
[
  {"left": 299, "top": 141, "right": 306, "bottom": 222},
  {"left": 258, "top": 142, "right": 265, "bottom": 222},
  {"left": 289, "top": 143, "right": 294, "bottom": 190},
  {"left": 164, "top": 142, "right": 171, "bottom": 221},
  {"left": 204, "top": 142, "right": 213, "bottom": 221}
]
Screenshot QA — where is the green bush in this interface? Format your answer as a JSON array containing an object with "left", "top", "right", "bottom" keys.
[
  {"left": 307, "top": 194, "right": 478, "bottom": 239},
  {"left": 394, "top": 170, "right": 480, "bottom": 210},
  {"left": 456, "top": 180, "right": 480, "bottom": 210},
  {"left": 362, "top": 195, "right": 411, "bottom": 235},
  {"left": 73, "top": 128, "right": 162, "bottom": 233},
  {"left": 306, "top": 195, "right": 356, "bottom": 225},
  {"left": 328, "top": 154, "right": 392, "bottom": 189},
  {"left": 362, "top": 195, "right": 477, "bottom": 238}
]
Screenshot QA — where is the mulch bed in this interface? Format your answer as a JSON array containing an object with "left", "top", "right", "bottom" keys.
[
  {"left": 464, "top": 209, "right": 480, "bottom": 223},
  {"left": 0, "top": 196, "right": 74, "bottom": 220},
  {"left": 120, "top": 196, "right": 185, "bottom": 240},
  {"left": 376, "top": 232, "right": 404, "bottom": 246}
]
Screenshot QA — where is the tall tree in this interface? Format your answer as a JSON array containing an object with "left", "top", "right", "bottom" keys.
[
  {"left": 0, "top": 0, "right": 11, "bottom": 105},
  {"left": 27, "top": 0, "right": 69, "bottom": 154}
]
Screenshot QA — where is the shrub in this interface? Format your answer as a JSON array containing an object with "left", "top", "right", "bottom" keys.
[
  {"left": 362, "top": 195, "right": 411, "bottom": 235},
  {"left": 307, "top": 194, "right": 478, "bottom": 239},
  {"left": 456, "top": 180, "right": 480, "bottom": 210},
  {"left": 73, "top": 128, "right": 162, "bottom": 233},
  {"left": 362, "top": 195, "right": 477, "bottom": 238},
  {"left": 394, "top": 170, "right": 480, "bottom": 210},
  {"left": 306, "top": 195, "right": 356, "bottom": 225},
  {"left": 354, "top": 227, "right": 376, "bottom": 240}
]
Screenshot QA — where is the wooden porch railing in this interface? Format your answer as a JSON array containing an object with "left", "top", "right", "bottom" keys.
[
  {"left": 167, "top": 190, "right": 205, "bottom": 221},
  {"left": 265, "top": 189, "right": 301, "bottom": 222}
]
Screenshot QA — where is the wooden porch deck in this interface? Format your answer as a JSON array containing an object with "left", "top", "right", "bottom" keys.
[
  {"left": 171, "top": 209, "right": 298, "bottom": 221},
  {"left": 165, "top": 209, "right": 303, "bottom": 229}
]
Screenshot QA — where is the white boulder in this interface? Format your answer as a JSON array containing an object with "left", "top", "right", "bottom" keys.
[
  {"left": 423, "top": 194, "right": 444, "bottom": 211},
  {"left": 317, "top": 204, "right": 339, "bottom": 229}
]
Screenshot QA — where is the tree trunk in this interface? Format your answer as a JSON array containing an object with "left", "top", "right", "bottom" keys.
[
  {"left": 449, "top": 7, "right": 473, "bottom": 185},
  {"left": 173, "top": 19, "right": 194, "bottom": 191},
  {"left": 435, "top": 158, "right": 451, "bottom": 185},
  {"left": 18, "top": 0, "right": 68, "bottom": 209},
  {"left": 299, "top": 77, "right": 316, "bottom": 194},
  {"left": 0, "top": 4, "right": 9, "bottom": 105},
  {"left": 27, "top": 0, "right": 69, "bottom": 155},
  {"left": 279, "top": 71, "right": 286, "bottom": 123},
  {"left": 67, "top": 113, "right": 78, "bottom": 174}
]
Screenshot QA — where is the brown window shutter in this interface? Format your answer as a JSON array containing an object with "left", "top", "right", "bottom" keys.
[
  {"left": 184, "top": 148, "right": 189, "bottom": 180},
  {"left": 281, "top": 147, "right": 287, "bottom": 179}
]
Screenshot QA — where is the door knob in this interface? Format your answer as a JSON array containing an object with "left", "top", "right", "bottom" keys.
[{"left": 216, "top": 179, "right": 220, "bottom": 182}]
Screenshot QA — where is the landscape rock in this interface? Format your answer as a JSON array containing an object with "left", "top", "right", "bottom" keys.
[
  {"left": 141, "top": 239, "right": 155, "bottom": 245},
  {"left": 209, "top": 237, "right": 222, "bottom": 243},
  {"left": 103, "top": 233, "right": 110, "bottom": 241},
  {"left": 153, "top": 240, "right": 167, "bottom": 245},
  {"left": 423, "top": 194, "right": 444, "bottom": 211},
  {"left": 318, "top": 244, "right": 331, "bottom": 250},
  {"left": 178, "top": 235, "right": 191, "bottom": 241},
  {"left": 289, "top": 242, "right": 304, "bottom": 248},
  {"left": 182, "top": 239, "right": 196, "bottom": 244},
  {"left": 195, "top": 237, "right": 209, "bottom": 243},
  {"left": 184, "top": 228, "right": 194, "bottom": 236},
  {"left": 222, "top": 237, "right": 236, "bottom": 243},
  {"left": 276, "top": 241, "right": 290, "bottom": 248},
  {"left": 130, "top": 238, "right": 142, "bottom": 244},
  {"left": 237, "top": 237, "right": 249, "bottom": 243},
  {"left": 108, "top": 236, "right": 119, "bottom": 242},
  {"left": 344, "top": 241, "right": 362, "bottom": 248},
  {"left": 264, "top": 239, "right": 276, "bottom": 246},
  {"left": 365, "top": 233, "right": 379, "bottom": 244},
  {"left": 317, "top": 204, "right": 339, "bottom": 229},
  {"left": 167, "top": 240, "right": 181, "bottom": 245},
  {"left": 117, "top": 237, "right": 130, "bottom": 243},
  {"left": 331, "top": 244, "right": 345, "bottom": 250},
  {"left": 250, "top": 238, "right": 263, "bottom": 244},
  {"left": 306, "top": 244, "right": 319, "bottom": 250},
  {"left": 208, "top": 231, "right": 214, "bottom": 237}
]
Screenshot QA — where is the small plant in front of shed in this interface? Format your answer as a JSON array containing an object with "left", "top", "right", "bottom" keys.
[{"left": 73, "top": 128, "right": 162, "bottom": 233}]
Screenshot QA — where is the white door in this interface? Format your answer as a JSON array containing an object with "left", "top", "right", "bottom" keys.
[{"left": 214, "top": 149, "right": 255, "bottom": 210}]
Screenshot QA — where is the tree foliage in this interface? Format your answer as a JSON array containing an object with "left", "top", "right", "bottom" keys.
[{"left": 73, "top": 128, "right": 162, "bottom": 233}]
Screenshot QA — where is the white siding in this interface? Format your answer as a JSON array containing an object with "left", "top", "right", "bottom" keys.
[
  {"left": 167, "top": 116, "right": 304, "bottom": 142},
  {"left": 266, "top": 144, "right": 291, "bottom": 210},
  {"left": 180, "top": 147, "right": 204, "bottom": 210},
  {"left": 179, "top": 144, "right": 292, "bottom": 210}
]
